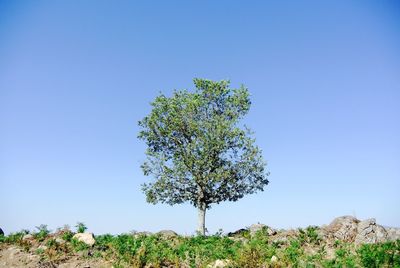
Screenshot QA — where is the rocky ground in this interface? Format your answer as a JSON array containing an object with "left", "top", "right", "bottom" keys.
[{"left": 1, "top": 216, "right": 399, "bottom": 267}]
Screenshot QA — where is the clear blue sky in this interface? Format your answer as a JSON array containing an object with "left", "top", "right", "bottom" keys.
[{"left": 1, "top": 1, "right": 399, "bottom": 235}]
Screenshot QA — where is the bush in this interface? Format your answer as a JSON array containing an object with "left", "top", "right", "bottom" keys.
[
  {"left": 34, "top": 224, "right": 50, "bottom": 242},
  {"left": 358, "top": 240, "right": 400, "bottom": 267},
  {"left": 75, "top": 222, "right": 87, "bottom": 233}
]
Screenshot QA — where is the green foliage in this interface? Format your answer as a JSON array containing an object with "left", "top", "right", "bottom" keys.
[
  {"left": 71, "top": 238, "right": 90, "bottom": 252},
  {"left": 34, "top": 224, "right": 51, "bottom": 242},
  {"left": 75, "top": 222, "right": 87, "bottom": 233},
  {"left": 138, "top": 79, "right": 269, "bottom": 234},
  {"left": 283, "top": 239, "right": 304, "bottom": 266},
  {"left": 357, "top": 240, "right": 400, "bottom": 267},
  {"left": 61, "top": 230, "right": 74, "bottom": 242},
  {"left": 298, "top": 226, "right": 321, "bottom": 246}
]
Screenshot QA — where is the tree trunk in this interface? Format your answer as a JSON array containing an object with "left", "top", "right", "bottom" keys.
[{"left": 197, "top": 205, "right": 206, "bottom": 236}]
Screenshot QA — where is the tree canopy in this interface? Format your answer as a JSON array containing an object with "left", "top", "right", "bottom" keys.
[{"left": 138, "top": 78, "right": 269, "bottom": 235}]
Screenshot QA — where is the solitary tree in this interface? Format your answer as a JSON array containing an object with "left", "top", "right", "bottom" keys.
[{"left": 138, "top": 79, "right": 269, "bottom": 235}]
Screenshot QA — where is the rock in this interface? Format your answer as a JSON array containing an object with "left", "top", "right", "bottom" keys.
[
  {"left": 249, "top": 223, "right": 277, "bottom": 237},
  {"left": 355, "top": 218, "right": 387, "bottom": 244},
  {"left": 73, "top": 233, "right": 96, "bottom": 246},
  {"left": 227, "top": 228, "right": 247, "bottom": 237},
  {"left": 38, "top": 245, "right": 48, "bottom": 251},
  {"left": 22, "top": 234, "right": 34, "bottom": 241},
  {"left": 157, "top": 230, "right": 178, "bottom": 238},
  {"left": 0, "top": 228, "right": 4, "bottom": 236},
  {"left": 386, "top": 227, "right": 400, "bottom": 241},
  {"left": 133, "top": 231, "right": 153, "bottom": 238},
  {"left": 325, "top": 247, "right": 336, "bottom": 259},
  {"left": 55, "top": 238, "right": 65, "bottom": 244},
  {"left": 325, "top": 216, "right": 359, "bottom": 242},
  {"left": 316, "top": 228, "right": 329, "bottom": 240},
  {"left": 271, "top": 229, "right": 298, "bottom": 244},
  {"left": 249, "top": 223, "right": 266, "bottom": 236},
  {"left": 207, "top": 259, "right": 230, "bottom": 268},
  {"left": 268, "top": 227, "right": 278, "bottom": 236},
  {"left": 271, "top": 255, "right": 278, "bottom": 263}
]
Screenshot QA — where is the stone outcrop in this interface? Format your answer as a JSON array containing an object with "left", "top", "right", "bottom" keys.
[
  {"left": 157, "top": 230, "right": 178, "bottom": 238},
  {"left": 207, "top": 259, "right": 230, "bottom": 268},
  {"left": 324, "top": 216, "right": 359, "bottom": 242},
  {"left": 242, "top": 216, "right": 398, "bottom": 247},
  {"left": 386, "top": 227, "right": 400, "bottom": 241},
  {"left": 355, "top": 218, "right": 387, "bottom": 244},
  {"left": 72, "top": 233, "right": 96, "bottom": 246},
  {"left": 249, "top": 223, "right": 277, "bottom": 237},
  {"left": 0, "top": 228, "right": 4, "bottom": 236},
  {"left": 22, "top": 234, "right": 34, "bottom": 241},
  {"left": 249, "top": 223, "right": 266, "bottom": 236}
]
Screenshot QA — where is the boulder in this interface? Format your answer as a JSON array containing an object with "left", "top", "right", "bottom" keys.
[
  {"left": 55, "top": 238, "right": 65, "bottom": 244},
  {"left": 355, "top": 218, "right": 387, "bottom": 244},
  {"left": 386, "top": 227, "right": 400, "bottom": 241},
  {"left": 270, "top": 255, "right": 278, "bottom": 263},
  {"left": 227, "top": 228, "right": 247, "bottom": 237},
  {"left": 37, "top": 245, "right": 48, "bottom": 251},
  {"left": 271, "top": 229, "right": 297, "bottom": 244},
  {"left": 133, "top": 231, "right": 152, "bottom": 238},
  {"left": 156, "top": 230, "right": 178, "bottom": 238},
  {"left": 249, "top": 223, "right": 266, "bottom": 236},
  {"left": 325, "top": 216, "right": 359, "bottom": 242},
  {"left": 249, "top": 223, "right": 277, "bottom": 237},
  {"left": 22, "top": 234, "right": 34, "bottom": 241},
  {"left": 207, "top": 259, "right": 230, "bottom": 268},
  {"left": 73, "top": 233, "right": 96, "bottom": 246}
]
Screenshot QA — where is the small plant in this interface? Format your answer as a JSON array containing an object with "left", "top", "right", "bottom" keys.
[
  {"left": 75, "top": 222, "right": 87, "bottom": 233},
  {"left": 306, "top": 226, "right": 321, "bottom": 245},
  {"left": 6, "top": 231, "right": 25, "bottom": 244},
  {"left": 34, "top": 224, "right": 51, "bottom": 242},
  {"left": 358, "top": 240, "right": 400, "bottom": 267},
  {"left": 71, "top": 238, "right": 90, "bottom": 251},
  {"left": 61, "top": 230, "right": 74, "bottom": 242}
]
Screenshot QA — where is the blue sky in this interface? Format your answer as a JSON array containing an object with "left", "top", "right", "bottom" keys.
[{"left": 1, "top": 1, "right": 399, "bottom": 235}]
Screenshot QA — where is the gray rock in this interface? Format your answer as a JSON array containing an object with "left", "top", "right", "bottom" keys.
[
  {"left": 249, "top": 223, "right": 277, "bottom": 237},
  {"left": 325, "top": 215, "right": 359, "bottom": 242},
  {"left": 22, "top": 234, "right": 34, "bottom": 241},
  {"left": 227, "top": 228, "right": 247, "bottom": 237},
  {"left": 157, "top": 230, "right": 178, "bottom": 238},
  {"left": 73, "top": 233, "right": 96, "bottom": 246},
  {"left": 55, "top": 237, "right": 65, "bottom": 244},
  {"left": 37, "top": 245, "right": 48, "bottom": 251},
  {"left": 386, "top": 227, "right": 400, "bottom": 241},
  {"left": 271, "top": 255, "right": 278, "bottom": 263},
  {"left": 249, "top": 223, "right": 266, "bottom": 236},
  {"left": 355, "top": 218, "right": 387, "bottom": 244},
  {"left": 267, "top": 227, "right": 278, "bottom": 236},
  {"left": 207, "top": 259, "right": 230, "bottom": 268},
  {"left": 133, "top": 231, "right": 153, "bottom": 238}
]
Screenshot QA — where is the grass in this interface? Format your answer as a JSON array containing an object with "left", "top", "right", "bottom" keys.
[{"left": 1, "top": 225, "right": 399, "bottom": 267}]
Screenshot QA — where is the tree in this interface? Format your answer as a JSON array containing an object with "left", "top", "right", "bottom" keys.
[{"left": 138, "top": 78, "right": 269, "bottom": 235}]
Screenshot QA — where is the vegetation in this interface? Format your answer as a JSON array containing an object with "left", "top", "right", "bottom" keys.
[
  {"left": 75, "top": 222, "right": 88, "bottom": 233},
  {"left": 1, "top": 224, "right": 399, "bottom": 267},
  {"left": 138, "top": 79, "right": 269, "bottom": 235}
]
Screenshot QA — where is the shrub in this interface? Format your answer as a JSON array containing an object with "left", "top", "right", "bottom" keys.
[
  {"left": 358, "top": 240, "right": 400, "bottom": 267},
  {"left": 75, "top": 222, "right": 87, "bottom": 233},
  {"left": 34, "top": 224, "right": 51, "bottom": 242}
]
